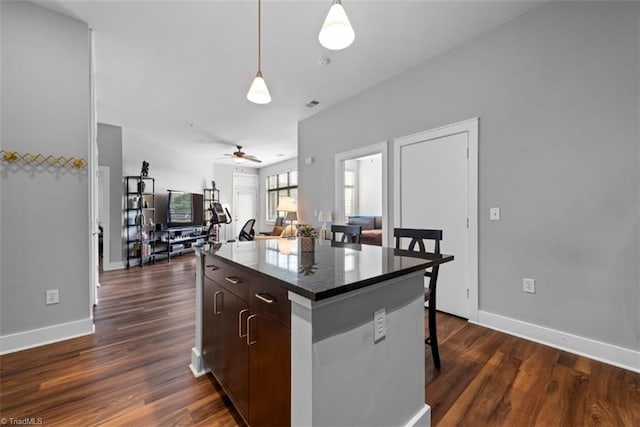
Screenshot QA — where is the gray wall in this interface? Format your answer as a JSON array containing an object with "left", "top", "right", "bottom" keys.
[
  {"left": 1, "top": 1, "right": 91, "bottom": 334},
  {"left": 298, "top": 2, "right": 639, "bottom": 351},
  {"left": 122, "top": 128, "right": 218, "bottom": 194},
  {"left": 97, "top": 123, "right": 124, "bottom": 264}
]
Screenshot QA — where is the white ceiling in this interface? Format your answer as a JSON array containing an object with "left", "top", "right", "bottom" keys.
[{"left": 36, "top": 0, "right": 543, "bottom": 167}]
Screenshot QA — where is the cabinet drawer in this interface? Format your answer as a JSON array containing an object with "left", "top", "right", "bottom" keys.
[
  {"left": 204, "top": 254, "right": 226, "bottom": 283},
  {"left": 218, "top": 261, "right": 250, "bottom": 301},
  {"left": 250, "top": 277, "right": 291, "bottom": 330}
]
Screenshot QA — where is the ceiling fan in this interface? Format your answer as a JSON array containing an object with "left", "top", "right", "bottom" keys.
[{"left": 224, "top": 146, "right": 262, "bottom": 163}]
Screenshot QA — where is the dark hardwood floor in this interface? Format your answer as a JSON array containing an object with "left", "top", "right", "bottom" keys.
[{"left": 1, "top": 255, "right": 638, "bottom": 426}]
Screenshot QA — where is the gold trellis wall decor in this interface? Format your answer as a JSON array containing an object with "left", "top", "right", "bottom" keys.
[{"left": 0, "top": 149, "right": 87, "bottom": 169}]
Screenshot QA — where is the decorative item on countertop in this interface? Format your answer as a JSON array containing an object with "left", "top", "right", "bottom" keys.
[
  {"left": 141, "top": 160, "right": 150, "bottom": 177},
  {"left": 318, "top": 211, "right": 332, "bottom": 240},
  {"left": 137, "top": 179, "right": 146, "bottom": 194},
  {"left": 298, "top": 224, "right": 318, "bottom": 252}
]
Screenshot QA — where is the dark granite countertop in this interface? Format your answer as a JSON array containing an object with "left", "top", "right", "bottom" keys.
[{"left": 203, "top": 239, "right": 453, "bottom": 301}]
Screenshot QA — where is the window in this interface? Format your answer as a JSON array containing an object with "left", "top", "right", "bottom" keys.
[
  {"left": 344, "top": 169, "right": 356, "bottom": 217},
  {"left": 266, "top": 170, "right": 298, "bottom": 222}
]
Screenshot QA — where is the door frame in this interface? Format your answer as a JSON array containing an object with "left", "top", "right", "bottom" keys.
[
  {"left": 98, "top": 165, "right": 111, "bottom": 272},
  {"left": 334, "top": 141, "right": 389, "bottom": 246},
  {"left": 393, "top": 118, "right": 478, "bottom": 322},
  {"left": 88, "top": 30, "right": 99, "bottom": 309}
]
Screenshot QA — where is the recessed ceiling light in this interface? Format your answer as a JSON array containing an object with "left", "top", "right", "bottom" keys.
[
  {"left": 318, "top": 57, "right": 330, "bottom": 66},
  {"left": 306, "top": 100, "right": 320, "bottom": 108},
  {"left": 276, "top": 153, "right": 285, "bottom": 157}
]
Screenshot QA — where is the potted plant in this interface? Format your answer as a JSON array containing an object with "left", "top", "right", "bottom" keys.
[{"left": 297, "top": 224, "right": 317, "bottom": 252}]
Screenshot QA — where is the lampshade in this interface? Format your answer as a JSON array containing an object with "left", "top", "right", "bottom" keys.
[
  {"left": 319, "top": 0, "right": 355, "bottom": 51},
  {"left": 277, "top": 196, "right": 297, "bottom": 212},
  {"left": 247, "top": 70, "right": 271, "bottom": 104},
  {"left": 318, "top": 211, "right": 332, "bottom": 222}
]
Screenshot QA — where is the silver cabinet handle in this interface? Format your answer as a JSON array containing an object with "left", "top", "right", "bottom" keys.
[
  {"left": 255, "top": 293, "right": 274, "bottom": 304},
  {"left": 206, "top": 264, "right": 219, "bottom": 271},
  {"left": 246, "top": 314, "right": 258, "bottom": 345},
  {"left": 225, "top": 276, "right": 241, "bottom": 285},
  {"left": 238, "top": 309, "right": 250, "bottom": 338},
  {"left": 213, "top": 291, "right": 223, "bottom": 314}
]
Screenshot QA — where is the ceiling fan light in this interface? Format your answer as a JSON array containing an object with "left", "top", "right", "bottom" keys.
[
  {"left": 247, "top": 70, "right": 272, "bottom": 104},
  {"left": 319, "top": 1, "right": 355, "bottom": 50},
  {"left": 234, "top": 156, "right": 245, "bottom": 164}
]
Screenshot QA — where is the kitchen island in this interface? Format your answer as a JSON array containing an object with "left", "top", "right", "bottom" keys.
[{"left": 190, "top": 238, "right": 453, "bottom": 427}]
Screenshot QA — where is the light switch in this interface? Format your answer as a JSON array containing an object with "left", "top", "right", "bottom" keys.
[{"left": 490, "top": 207, "right": 500, "bottom": 221}]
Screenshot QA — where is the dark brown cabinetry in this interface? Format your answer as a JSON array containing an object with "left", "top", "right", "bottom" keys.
[{"left": 203, "top": 254, "right": 291, "bottom": 426}]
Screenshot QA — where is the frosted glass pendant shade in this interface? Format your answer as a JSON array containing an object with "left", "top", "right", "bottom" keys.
[
  {"left": 319, "top": 0, "right": 355, "bottom": 50},
  {"left": 247, "top": 70, "right": 271, "bottom": 104}
]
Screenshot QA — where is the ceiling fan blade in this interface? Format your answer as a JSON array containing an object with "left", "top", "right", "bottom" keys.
[{"left": 245, "top": 157, "right": 262, "bottom": 163}]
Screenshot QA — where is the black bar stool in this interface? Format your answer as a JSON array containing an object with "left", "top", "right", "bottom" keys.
[
  {"left": 331, "top": 225, "right": 362, "bottom": 243},
  {"left": 394, "top": 228, "right": 443, "bottom": 369}
]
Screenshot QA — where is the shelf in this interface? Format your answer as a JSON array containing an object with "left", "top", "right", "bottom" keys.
[
  {"left": 167, "top": 235, "right": 207, "bottom": 244},
  {"left": 125, "top": 176, "right": 156, "bottom": 268}
]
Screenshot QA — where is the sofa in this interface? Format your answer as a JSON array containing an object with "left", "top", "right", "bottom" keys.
[
  {"left": 254, "top": 224, "right": 297, "bottom": 240},
  {"left": 347, "top": 216, "right": 383, "bottom": 246}
]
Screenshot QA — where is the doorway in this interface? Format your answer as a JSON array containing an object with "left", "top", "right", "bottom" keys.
[
  {"left": 232, "top": 173, "right": 258, "bottom": 239},
  {"left": 97, "top": 166, "right": 110, "bottom": 273},
  {"left": 393, "top": 118, "right": 478, "bottom": 321},
  {"left": 334, "top": 141, "right": 389, "bottom": 245}
]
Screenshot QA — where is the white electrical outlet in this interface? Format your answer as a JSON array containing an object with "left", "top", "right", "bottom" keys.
[
  {"left": 523, "top": 278, "right": 535, "bottom": 294},
  {"left": 490, "top": 207, "right": 501, "bottom": 221},
  {"left": 46, "top": 289, "right": 60, "bottom": 305},
  {"left": 374, "top": 308, "right": 386, "bottom": 342}
]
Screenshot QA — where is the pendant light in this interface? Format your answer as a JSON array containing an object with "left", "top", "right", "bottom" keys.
[
  {"left": 247, "top": 0, "right": 271, "bottom": 104},
  {"left": 319, "top": 0, "right": 355, "bottom": 50}
]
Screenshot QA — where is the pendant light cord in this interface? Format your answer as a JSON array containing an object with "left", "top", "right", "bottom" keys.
[{"left": 257, "top": 0, "right": 261, "bottom": 72}]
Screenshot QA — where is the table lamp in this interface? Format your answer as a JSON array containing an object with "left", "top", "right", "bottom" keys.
[
  {"left": 318, "top": 211, "right": 332, "bottom": 240},
  {"left": 277, "top": 196, "right": 297, "bottom": 239}
]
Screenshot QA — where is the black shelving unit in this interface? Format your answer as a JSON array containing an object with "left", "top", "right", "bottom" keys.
[
  {"left": 156, "top": 226, "right": 207, "bottom": 260},
  {"left": 125, "top": 176, "right": 156, "bottom": 268}
]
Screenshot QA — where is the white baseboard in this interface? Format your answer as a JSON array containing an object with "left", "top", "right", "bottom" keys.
[
  {"left": 0, "top": 318, "right": 95, "bottom": 355},
  {"left": 102, "top": 260, "right": 126, "bottom": 271},
  {"left": 405, "top": 404, "right": 430, "bottom": 427},
  {"left": 475, "top": 310, "right": 639, "bottom": 373}
]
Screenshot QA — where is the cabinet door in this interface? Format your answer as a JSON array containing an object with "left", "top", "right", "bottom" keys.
[
  {"left": 203, "top": 277, "right": 250, "bottom": 421},
  {"left": 203, "top": 277, "right": 222, "bottom": 378},
  {"left": 249, "top": 313, "right": 291, "bottom": 427}
]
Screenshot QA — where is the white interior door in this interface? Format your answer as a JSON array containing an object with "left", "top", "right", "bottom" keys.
[
  {"left": 397, "top": 132, "right": 469, "bottom": 318},
  {"left": 233, "top": 174, "right": 258, "bottom": 239}
]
